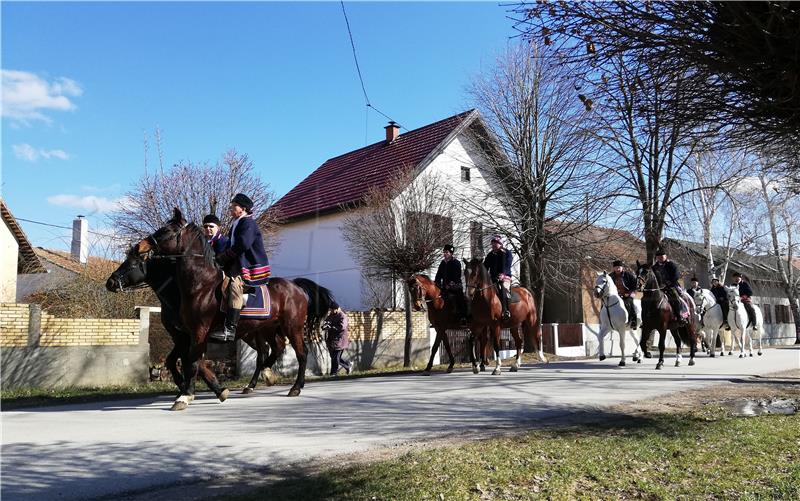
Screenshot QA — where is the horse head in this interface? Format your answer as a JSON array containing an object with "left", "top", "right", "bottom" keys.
[
  {"left": 725, "top": 286, "right": 740, "bottom": 309},
  {"left": 463, "top": 257, "right": 488, "bottom": 298},
  {"left": 594, "top": 271, "right": 609, "bottom": 299},
  {"left": 106, "top": 245, "right": 149, "bottom": 292},
  {"left": 407, "top": 275, "right": 426, "bottom": 312},
  {"left": 635, "top": 261, "right": 654, "bottom": 291}
]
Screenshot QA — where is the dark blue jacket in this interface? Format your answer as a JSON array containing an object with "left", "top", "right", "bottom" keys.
[
  {"left": 208, "top": 233, "right": 229, "bottom": 256},
  {"left": 483, "top": 248, "right": 513, "bottom": 281},
  {"left": 737, "top": 280, "right": 753, "bottom": 297},
  {"left": 227, "top": 215, "right": 270, "bottom": 286},
  {"left": 710, "top": 284, "right": 727, "bottom": 304},
  {"left": 434, "top": 258, "right": 462, "bottom": 290}
]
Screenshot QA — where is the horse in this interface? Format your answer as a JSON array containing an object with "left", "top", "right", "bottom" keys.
[
  {"left": 635, "top": 262, "right": 698, "bottom": 369},
  {"left": 107, "top": 208, "right": 334, "bottom": 410},
  {"left": 407, "top": 274, "right": 458, "bottom": 375},
  {"left": 593, "top": 271, "right": 643, "bottom": 366},
  {"left": 691, "top": 288, "right": 726, "bottom": 357},
  {"left": 462, "top": 258, "right": 545, "bottom": 375},
  {"left": 725, "top": 286, "right": 764, "bottom": 358}
]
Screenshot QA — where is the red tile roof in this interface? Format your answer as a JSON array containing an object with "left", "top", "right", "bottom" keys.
[{"left": 273, "top": 110, "right": 478, "bottom": 222}]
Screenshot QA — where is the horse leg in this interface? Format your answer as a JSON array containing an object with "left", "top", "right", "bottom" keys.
[
  {"left": 756, "top": 325, "right": 763, "bottom": 356},
  {"left": 619, "top": 323, "right": 627, "bottom": 367},
  {"left": 629, "top": 325, "right": 642, "bottom": 363},
  {"left": 491, "top": 325, "right": 502, "bottom": 375},
  {"left": 509, "top": 326, "right": 522, "bottom": 372},
  {"left": 260, "top": 334, "right": 284, "bottom": 386},
  {"left": 469, "top": 332, "right": 479, "bottom": 374},
  {"left": 655, "top": 330, "right": 666, "bottom": 370},
  {"left": 640, "top": 329, "right": 653, "bottom": 358},
  {"left": 423, "top": 330, "right": 443, "bottom": 375},
  {"left": 286, "top": 326, "right": 307, "bottom": 397},
  {"left": 243, "top": 336, "right": 267, "bottom": 393},
  {"left": 734, "top": 323, "right": 746, "bottom": 358},
  {"left": 597, "top": 323, "right": 608, "bottom": 361},
  {"left": 479, "top": 330, "right": 488, "bottom": 372},
  {"left": 171, "top": 346, "right": 203, "bottom": 411},
  {"left": 441, "top": 331, "right": 455, "bottom": 373},
  {"left": 165, "top": 344, "right": 185, "bottom": 394}
]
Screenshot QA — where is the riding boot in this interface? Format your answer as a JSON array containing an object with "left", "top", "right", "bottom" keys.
[
  {"left": 745, "top": 304, "right": 757, "bottom": 330},
  {"left": 210, "top": 308, "right": 240, "bottom": 342},
  {"left": 499, "top": 286, "right": 511, "bottom": 320}
]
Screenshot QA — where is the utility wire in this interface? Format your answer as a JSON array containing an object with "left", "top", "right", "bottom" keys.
[
  {"left": 16, "top": 217, "right": 124, "bottom": 240},
  {"left": 340, "top": 1, "right": 408, "bottom": 134}
]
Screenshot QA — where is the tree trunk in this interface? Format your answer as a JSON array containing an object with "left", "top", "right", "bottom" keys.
[
  {"left": 403, "top": 285, "right": 413, "bottom": 367},
  {"left": 789, "top": 295, "right": 800, "bottom": 344}
]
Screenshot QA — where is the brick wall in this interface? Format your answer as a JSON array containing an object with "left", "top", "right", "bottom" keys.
[
  {"left": 347, "top": 310, "right": 428, "bottom": 341},
  {"left": 1, "top": 303, "right": 140, "bottom": 348}
]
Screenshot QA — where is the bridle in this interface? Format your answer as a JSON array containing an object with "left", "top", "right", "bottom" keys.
[{"left": 141, "top": 224, "right": 205, "bottom": 260}]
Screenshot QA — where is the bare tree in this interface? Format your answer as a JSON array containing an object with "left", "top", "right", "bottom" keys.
[
  {"left": 462, "top": 41, "right": 604, "bottom": 327},
  {"left": 341, "top": 168, "right": 455, "bottom": 367},
  {"left": 509, "top": 1, "right": 800, "bottom": 182},
  {"left": 110, "top": 145, "right": 280, "bottom": 249},
  {"left": 756, "top": 171, "right": 800, "bottom": 343}
]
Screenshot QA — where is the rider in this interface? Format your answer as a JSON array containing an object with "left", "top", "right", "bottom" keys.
[
  {"left": 609, "top": 259, "right": 638, "bottom": 329},
  {"left": 710, "top": 275, "right": 730, "bottom": 330},
  {"left": 202, "top": 214, "right": 229, "bottom": 255},
  {"left": 731, "top": 272, "right": 757, "bottom": 330},
  {"left": 483, "top": 234, "right": 513, "bottom": 320},
  {"left": 434, "top": 244, "right": 468, "bottom": 326},
  {"left": 687, "top": 277, "right": 702, "bottom": 300},
  {"left": 651, "top": 248, "right": 689, "bottom": 321},
  {"left": 211, "top": 193, "right": 271, "bottom": 342}
]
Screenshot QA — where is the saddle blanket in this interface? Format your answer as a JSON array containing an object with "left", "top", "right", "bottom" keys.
[{"left": 220, "top": 281, "right": 272, "bottom": 319}]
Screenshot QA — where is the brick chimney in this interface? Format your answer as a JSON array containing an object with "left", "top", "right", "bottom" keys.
[
  {"left": 70, "top": 216, "right": 88, "bottom": 264},
  {"left": 384, "top": 121, "right": 400, "bottom": 144}
]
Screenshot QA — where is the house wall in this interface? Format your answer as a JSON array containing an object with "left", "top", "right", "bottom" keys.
[
  {"left": 0, "top": 303, "right": 149, "bottom": 388},
  {"left": 1, "top": 218, "right": 19, "bottom": 302}
]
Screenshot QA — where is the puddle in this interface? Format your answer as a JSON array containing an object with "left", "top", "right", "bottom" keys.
[{"left": 725, "top": 398, "right": 799, "bottom": 417}]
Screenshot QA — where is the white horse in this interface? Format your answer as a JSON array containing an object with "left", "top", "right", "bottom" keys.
[
  {"left": 692, "top": 289, "right": 725, "bottom": 357},
  {"left": 594, "top": 272, "right": 642, "bottom": 366},
  {"left": 726, "top": 286, "right": 764, "bottom": 358}
]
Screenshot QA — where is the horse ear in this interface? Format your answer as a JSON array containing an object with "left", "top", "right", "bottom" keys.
[
  {"left": 172, "top": 207, "right": 183, "bottom": 223},
  {"left": 596, "top": 271, "right": 603, "bottom": 277},
  {"left": 636, "top": 259, "right": 640, "bottom": 269}
]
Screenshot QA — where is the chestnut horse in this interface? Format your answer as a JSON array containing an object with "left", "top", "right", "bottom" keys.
[
  {"left": 635, "top": 262, "right": 698, "bottom": 369},
  {"left": 462, "top": 258, "right": 546, "bottom": 375},
  {"left": 407, "top": 274, "right": 459, "bottom": 374},
  {"left": 108, "top": 208, "right": 334, "bottom": 410}
]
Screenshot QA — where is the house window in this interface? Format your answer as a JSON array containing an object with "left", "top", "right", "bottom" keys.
[
  {"left": 460, "top": 166, "right": 471, "bottom": 183},
  {"left": 762, "top": 304, "right": 772, "bottom": 324},
  {"left": 470, "top": 221, "right": 483, "bottom": 258},
  {"left": 406, "top": 212, "right": 453, "bottom": 250}
]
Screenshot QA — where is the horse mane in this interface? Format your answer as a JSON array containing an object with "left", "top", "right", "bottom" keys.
[{"left": 183, "top": 223, "right": 217, "bottom": 269}]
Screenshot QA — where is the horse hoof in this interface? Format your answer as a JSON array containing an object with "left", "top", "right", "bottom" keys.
[
  {"left": 739, "top": 354, "right": 744, "bottom": 358},
  {"left": 262, "top": 369, "right": 278, "bottom": 386},
  {"left": 492, "top": 369, "right": 501, "bottom": 375},
  {"left": 637, "top": 359, "right": 642, "bottom": 364},
  {"left": 758, "top": 351, "right": 763, "bottom": 356},
  {"left": 599, "top": 355, "right": 606, "bottom": 361},
  {"left": 242, "top": 387, "right": 254, "bottom": 394},
  {"left": 655, "top": 364, "right": 663, "bottom": 370},
  {"left": 287, "top": 388, "right": 301, "bottom": 397},
  {"left": 689, "top": 359, "right": 695, "bottom": 366},
  {"left": 749, "top": 353, "right": 753, "bottom": 357},
  {"left": 728, "top": 352, "right": 733, "bottom": 356},
  {"left": 675, "top": 361, "right": 681, "bottom": 367},
  {"left": 218, "top": 388, "right": 230, "bottom": 402},
  {"left": 510, "top": 365, "right": 518, "bottom": 372},
  {"left": 446, "top": 365, "right": 454, "bottom": 374},
  {"left": 170, "top": 401, "right": 188, "bottom": 411},
  {"left": 618, "top": 361, "right": 626, "bottom": 367},
  {"left": 644, "top": 352, "right": 652, "bottom": 359},
  {"left": 710, "top": 353, "right": 715, "bottom": 358},
  {"left": 472, "top": 366, "right": 479, "bottom": 374}
]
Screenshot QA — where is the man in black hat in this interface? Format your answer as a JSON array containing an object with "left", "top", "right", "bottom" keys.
[
  {"left": 710, "top": 276, "right": 730, "bottom": 330},
  {"left": 212, "top": 193, "right": 270, "bottom": 342},
  {"left": 652, "top": 248, "right": 689, "bottom": 321},
  {"left": 731, "top": 272, "right": 757, "bottom": 329},
  {"left": 483, "top": 234, "right": 513, "bottom": 320},
  {"left": 202, "top": 214, "right": 229, "bottom": 255},
  {"left": 687, "top": 276, "right": 702, "bottom": 300},
  {"left": 434, "top": 244, "right": 467, "bottom": 326},
  {"left": 609, "top": 260, "right": 638, "bottom": 329}
]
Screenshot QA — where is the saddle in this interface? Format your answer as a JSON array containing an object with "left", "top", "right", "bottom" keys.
[{"left": 219, "top": 276, "right": 272, "bottom": 318}]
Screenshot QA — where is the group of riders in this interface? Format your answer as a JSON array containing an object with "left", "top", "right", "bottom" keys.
[
  {"left": 202, "top": 193, "right": 756, "bottom": 338},
  {"left": 609, "top": 249, "right": 757, "bottom": 330}
]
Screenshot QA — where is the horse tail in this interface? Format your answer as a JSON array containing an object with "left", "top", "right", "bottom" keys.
[
  {"left": 293, "top": 278, "right": 337, "bottom": 331},
  {"left": 529, "top": 289, "right": 543, "bottom": 354}
]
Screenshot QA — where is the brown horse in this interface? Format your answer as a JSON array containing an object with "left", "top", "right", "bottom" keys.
[
  {"left": 462, "top": 258, "right": 546, "bottom": 375},
  {"left": 407, "top": 274, "right": 460, "bottom": 374},
  {"left": 113, "top": 208, "right": 334, "bottom": 410},
  {"left": 635, "top": 262, "right": 698, "bottom": 369}
]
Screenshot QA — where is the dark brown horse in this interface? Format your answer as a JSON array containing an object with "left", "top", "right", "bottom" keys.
[
  {"left": 407, "top": 274, "right": 459, "bottom": 374},
  {"left": 462, "top": 258, "right": 545, "bottom": 375},
  {"left": 635, "top": 262, "right": 698, "bottom": 369},
  {"left": 108, "top": 208, "right": 334, "bottom": 410}
]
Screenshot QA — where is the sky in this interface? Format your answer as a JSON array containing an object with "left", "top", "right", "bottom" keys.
[{"left": 1, "top": 1, "right": 519, "bottom": 253}]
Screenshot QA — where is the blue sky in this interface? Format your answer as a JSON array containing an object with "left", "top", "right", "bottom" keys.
[{"left": 1, "top": 1, "right": 517, "bottom": 251}]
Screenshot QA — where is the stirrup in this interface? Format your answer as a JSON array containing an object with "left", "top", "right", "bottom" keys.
[
  {"left": 502, "top": 310, "right": 511, "bottom": 320},
  {"left": 209, "top": 326, "right": 236, "bottom": 342}
]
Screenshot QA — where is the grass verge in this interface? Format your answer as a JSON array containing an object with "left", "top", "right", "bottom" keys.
[{"left": 228, "top": 410, "right": 800, "bottom": 501}]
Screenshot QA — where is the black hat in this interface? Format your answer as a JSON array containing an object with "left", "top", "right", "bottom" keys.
[
  {"left": 612, "top": 260, "right": 624, "bottom": 267},
  {"left": 691, "top": 277, "right": 699, "bottom": 282},
  {"left": 231, "top": 193, "right": 254, "bottom": 212},
  {"left": 202, "top": 214, "right": 221, "bottom": 226},
  {"left": 731, "top": 271, "right": 741, "bottom": 277},
  {"left": 655, "top": 248, "right": 666, "bottom": 256},
  {"left": 443, "top": 244, "right": 455, "bottom": 253}
]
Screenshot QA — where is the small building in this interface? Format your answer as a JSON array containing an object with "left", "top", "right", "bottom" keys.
[
  {"left": 270, "top": 110, "right": 517, "bottom": 310},
  {"left": 1, "top": 199, "right": 46, "bottom": 302}
]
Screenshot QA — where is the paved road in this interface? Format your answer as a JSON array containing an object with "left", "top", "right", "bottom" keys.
[{"left": 2, "top": 348, "right": 798, "bottom": 500}]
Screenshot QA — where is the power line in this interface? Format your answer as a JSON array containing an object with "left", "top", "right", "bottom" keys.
[
  {"left": 339, "top": 1, "right": 407, "bottom": 135},
  {"left": 16, "top": 217, "right": 125, "bottom": 240}
]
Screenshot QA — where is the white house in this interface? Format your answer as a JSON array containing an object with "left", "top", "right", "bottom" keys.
[
  {"left": 270, "top": 110, "right": 517, "bottom": 310},
  {"left": 1, "top": 199, "right": 46, "bottom": 302}
]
